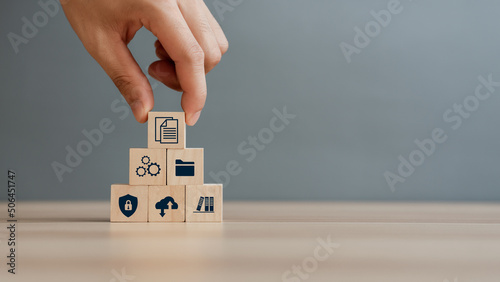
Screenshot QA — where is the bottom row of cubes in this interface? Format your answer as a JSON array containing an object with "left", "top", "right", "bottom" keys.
[{"left": 110, "top": 184, "right": 222, "bottom": 222}]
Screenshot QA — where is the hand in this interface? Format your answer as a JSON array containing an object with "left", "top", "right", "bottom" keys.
[{"left": 62, "top": 0, "right": 228, "bottom": 125}]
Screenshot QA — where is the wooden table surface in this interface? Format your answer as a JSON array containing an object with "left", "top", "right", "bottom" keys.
[{"left": 1, "top": 201, "right": 499, "bottom": 282}]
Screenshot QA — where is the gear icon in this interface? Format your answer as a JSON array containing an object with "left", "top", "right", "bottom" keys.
[
  {"left": 148, "top": 162, "right": 161, "bottom": 177},
  {"left": 141, "top": 156, "right": 150, "bottom": 165},
  {"left": 136, "top": 166, "right": 147, "bottom": 177}
]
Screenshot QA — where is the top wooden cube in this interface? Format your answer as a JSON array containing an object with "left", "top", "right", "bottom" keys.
[{"left": 148, "top": 112, "right": 186, "bottom": 149}]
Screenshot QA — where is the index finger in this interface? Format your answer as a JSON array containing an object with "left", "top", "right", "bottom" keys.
[{"left": 143, "top": 4, "right": 206, "bottom": 125}]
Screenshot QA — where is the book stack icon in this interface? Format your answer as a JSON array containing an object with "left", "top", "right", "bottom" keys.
[
  {"left": 195, "top": 197, "right": 214, "bottom": 213},
  {"left": 110, "top": 112, "right": 223, "bottom": 223}
]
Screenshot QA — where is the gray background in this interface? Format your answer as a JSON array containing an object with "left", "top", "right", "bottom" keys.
[{"left": 1, "top": 0, "right": 499, "bottom": 201}]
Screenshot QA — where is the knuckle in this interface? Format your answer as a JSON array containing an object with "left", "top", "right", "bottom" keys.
[
  {"left": 205, "top": 48, "right": 222, "bottom": 69},
  {"left": 197, "top": 20, "right": 214, "bottom": 36},
  {"left": 182, "top": 43, "right": 205, "bottom": 63},
  {"left": 200, "top": 87, "right": 208, "bottom": 98},
  {"left": 197, "top": 20, "right": 213, "bottom": 34},
  {"left": 219, "top": 39, "right": 229, "bottom": 54},
  {"left": 111, "top": 74, "right": 137, "bottom": 100}
]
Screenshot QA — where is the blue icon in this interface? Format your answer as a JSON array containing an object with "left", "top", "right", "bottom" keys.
[
  {"left": 136, "top": 155, "right": 161, "bottom": 177},
  {"left": 155, "top": 196, "right": 178, "bottom": 217},
  {"left": 194, "top": 196, "right": 214, "bottom": 214},
  {"left": 119, "top": 194, "right": 138, "bottom": 217},
  {"left": 155, "top": 117, "right": 178, "bottom": 144},
  {"left": 175, "top": 159, "right": 195, "bottom": 176}
]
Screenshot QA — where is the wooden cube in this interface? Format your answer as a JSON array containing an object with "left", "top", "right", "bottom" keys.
[
  {"left": 167, "top": 148, "right": 203, "bottom": 185},
  {"left": 110, "top": 184, "right": 148, "bottom": 222},
  {"left": 185, "top": 184, "right": 222, "bottom": 222},
  {"left": 148, "top": 112, "right": 186, "bottom": 149},
  {"left": 148, "top": 185, "right": 186, "bottom": 222},
  {"left": 129, "top": 148, "right": 166, "bottom": 185}
]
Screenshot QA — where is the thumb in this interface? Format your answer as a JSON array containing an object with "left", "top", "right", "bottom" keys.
[{"left": 92, "top": 36, "right": 154, "bottom": 123}]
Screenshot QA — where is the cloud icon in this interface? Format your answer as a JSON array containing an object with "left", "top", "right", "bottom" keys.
[{"left": 155, "top": 196, "right": 178, "bottom": 210}]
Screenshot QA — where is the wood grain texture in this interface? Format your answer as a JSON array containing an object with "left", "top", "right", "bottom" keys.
[
  {"left": 185, "top": 184, "right": 222, "bottom": 222},
  {"left": 148, "top": 185, "right": 185, "bottom": 222},
  {"left": 3, "top": 201, "right": 500, "bottom": 282},
  {"left": 167, "top": 148, "right": 204, "bottom": 185},
  {"left": 110, "top": 184, "right": 148, "bottom": 222},
  {"left": 147, "top": 112, "right": 186, "bottom": 149},
  {"left": 129, "top": 148, "right": 166, "bottom": 185}
]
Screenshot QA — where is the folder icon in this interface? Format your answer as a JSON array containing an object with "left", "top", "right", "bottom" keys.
[{"left": 175, "top": 159, "right": 195, "bottom": 176}]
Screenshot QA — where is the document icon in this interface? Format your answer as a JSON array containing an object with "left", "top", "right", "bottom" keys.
[
  {"left": 175, "top": 159, "right": 195, "bottom": 176},
  {"left": 155, "top": 117, "right": 178, "bottom": 144}
]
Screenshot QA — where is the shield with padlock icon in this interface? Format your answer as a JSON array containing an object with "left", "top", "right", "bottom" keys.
[{"left": 119, "top": 194, "right": 138, "bottom": 217}]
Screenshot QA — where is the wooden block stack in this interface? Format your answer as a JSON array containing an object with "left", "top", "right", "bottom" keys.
[{"left": 110, "top": 112, "right": 223, "bottom": 222}]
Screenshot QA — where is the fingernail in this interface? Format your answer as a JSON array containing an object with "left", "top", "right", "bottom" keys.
[
  {"left": 130, "top": 100, "right": 146, "bottom": 123},
  {"left": 187, "top": 111, "right": 202, "bottom": 126},
  {"left": 152, "top": 61, "right": 170, "bottom": 78},
  {"left": 149, "top": 71, "right": 159, "bottom": 81}
]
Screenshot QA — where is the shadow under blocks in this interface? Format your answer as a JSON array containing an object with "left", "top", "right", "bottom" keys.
[{"left": 110, "top": 112, "right": 223, "bottom": 222}]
